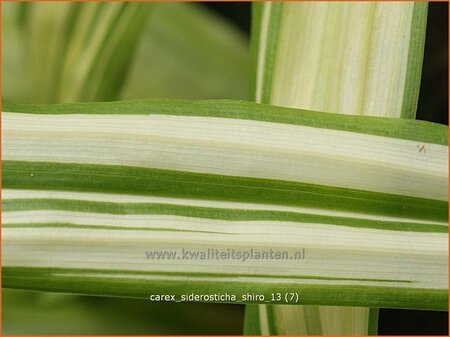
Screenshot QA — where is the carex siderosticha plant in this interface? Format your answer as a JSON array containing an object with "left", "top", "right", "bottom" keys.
[{"left": 2, "top": 1, "right": 448, "bottom": 335}]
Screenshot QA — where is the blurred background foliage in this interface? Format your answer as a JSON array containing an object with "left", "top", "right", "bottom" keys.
[
  {"left": 2, "top": 289, "right": 243, "bottom": 335},
  {"left": 2, "top": 2, "right": 249, "bottom": 104},
  {"left": 1, "top": 1, "right": 447, "bottom": 335}
]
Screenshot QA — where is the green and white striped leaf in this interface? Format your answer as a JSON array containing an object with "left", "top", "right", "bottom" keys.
[
  {"left": 3, "top": 2, "right": 248, "bottom": 105},
  {"left": 2, "top": 99, "right": 448, "bottom": 311},
  {"left": 248, "top": 1, "right": 429, "bottom": 334},
  {"left": 2, "top": 2, "right": 249, "bottom": 332},
  {"left": 2, "top": 2, "right": 150, "bottom": 104},
  {"left": 244, "top": 304, "right": 380, "bottom": 335},
  {"left": 252, "top": 1, "right": 427, "bottom": 119}
]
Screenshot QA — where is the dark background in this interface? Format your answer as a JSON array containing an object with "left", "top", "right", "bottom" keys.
[{"left": 205, "top": 2, "right": 449, "bottom": 335}]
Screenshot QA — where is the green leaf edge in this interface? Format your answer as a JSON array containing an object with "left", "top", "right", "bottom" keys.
[
  {"left": 3, "top": 267, "right": 448, "bottom": 310},
  {"left": 3, "top": 99, "right": 448, "bottom": 145}
]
